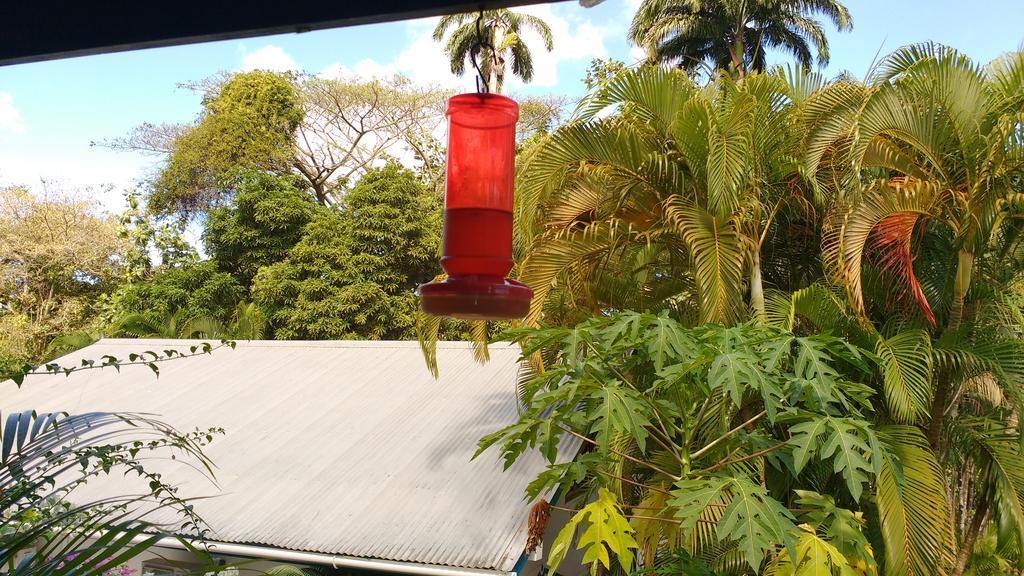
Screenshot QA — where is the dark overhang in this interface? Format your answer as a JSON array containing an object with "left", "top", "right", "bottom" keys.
[{"left": 1, "top": 0, "right": 558, "bottom": 67}]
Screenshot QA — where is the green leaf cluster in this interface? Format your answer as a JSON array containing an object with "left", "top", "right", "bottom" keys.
[{"left": 480, "top": 312, "right": 882, "bottom": 574}]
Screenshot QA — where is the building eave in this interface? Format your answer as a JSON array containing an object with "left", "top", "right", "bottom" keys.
[{"left": 139, "top": 536, "right": 518, "bottom": 576}]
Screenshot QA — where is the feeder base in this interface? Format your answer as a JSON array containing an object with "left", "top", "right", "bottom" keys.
[{"left": 417, "top": 276, "right": 533, "bottom": 321}]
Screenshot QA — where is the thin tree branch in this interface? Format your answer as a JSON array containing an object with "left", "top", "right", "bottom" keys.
[
  {"left": 563, "top": 427, "right": 681, "bottom": 481},
  {"left": 690, "top": 410, "right": 766, "bottom": 459}
]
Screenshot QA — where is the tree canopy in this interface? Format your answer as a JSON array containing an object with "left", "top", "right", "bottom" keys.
[
  {"left": 629, "top": 0, "right": 852, "bottom": 76},
  {"left": 0, "top": 185, "right": 122, "bottom": 363},
  {"left": 252, "top": 163, "right": 440, "bottom": 340},
  {"left": 433, "top": 9, "right": 554, "bottom": 93},
  {"left": 204, "top": 171, "right": 325, "bottom": 285},
  {"left": 500, "top": 44, "right": 1024, "bottom": 576},
  {"left": 148, "top": 71, "right": 303, "bottom": 216}
]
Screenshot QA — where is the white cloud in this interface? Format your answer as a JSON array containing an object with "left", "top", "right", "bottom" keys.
[
  {"left": 509, "top": 4, "right": 609, "bottom": 88},
  {"left": 241, "top": 45, "right": 298, "bottom": 72},
  {"left": 0, "top": 92, "right": 26, "bottom": 134},
  {"left": 319, "top": 6, "right": 610, "bottom": 90}
]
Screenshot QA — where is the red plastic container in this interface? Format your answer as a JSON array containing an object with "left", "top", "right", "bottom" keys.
[{"left": 417, "top": 93, "right": 533, "bottom": 320}]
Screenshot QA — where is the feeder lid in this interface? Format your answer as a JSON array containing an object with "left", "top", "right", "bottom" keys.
[{"left": 418, "top": 275, "right": 533, "bottom": 321}]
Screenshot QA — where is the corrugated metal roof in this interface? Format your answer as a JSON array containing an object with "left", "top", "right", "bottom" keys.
[{"left": 0, "top": 340, "right": 578, "bottom": 573}]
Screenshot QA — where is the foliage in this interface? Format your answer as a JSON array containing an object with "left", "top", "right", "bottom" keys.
[
  {"left": 480, "top": 312, "right": 884, "bottom": 574},
  {"left": 0, "top": 341, "right": 234, "bottom": 570},
  {"left": 0, "top": 340, "right": 229, "bottom": 574},
  {"left": 516, "top": 65, "right": 818, "bottom": 328},
  {"left": 148, "top": 71, "right": 303, "bottom": 216},
  {"left": 433, "top": 10, "right": 554, "bottom": 93},
  {"left": 583, "top": 58, "right": 630, "bottom": 90},
  {"left": 0, "top": 185, "right": 123, "bottom": 364},
  {"left": 338, "top": 163, "right": 442, "bottom": 294},
  {"left": 203, "top": 171, "right": 325, "bottom": 285},
  {"left": 0, "top": 410, "right": 219, "bottom": 576},
  {"left": 549, "top": 488, "right": 638, "bottom": 573},
  {"left": 111, "top": 304, "right": 265, "bottom": 340},
  {"left": 116, "top": 191, "right": 197, "bottom": 281},
  {"left": 515, "top": 94, "right": 570, "bottom": 144},
  {"left": 102, "top": 261, "right": 245, "bottom": 333},
  {"left": 253, "top": 164, "right": 441, "bottom": 340},
  {"left": 295, "top": 75, "right": 449, "bottom": 204},
  {"left": 510, "top": 43, "right": 1024, "bottom": 576},
  {"left": 629, "top": 0, "right": 852, "bottom": 76}
]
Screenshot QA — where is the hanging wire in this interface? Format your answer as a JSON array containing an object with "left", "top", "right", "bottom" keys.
[{"left": 470, "top": 9, "right": 494, "bottom": 93}]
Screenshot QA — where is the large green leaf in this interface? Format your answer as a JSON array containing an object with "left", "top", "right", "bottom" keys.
[
  {"left": 718, "top": 477, "right": 798, "bottom": 570},
  {"left": 664, "top": 198, "right": 746, "bottom": 325},
  {"left": 549, "top": 488, "right": 639, "bottom": 573},
  {"left": 789, "top": 416, "right": 872, "bottom": 500},
  {"left": 672, "top": 476, "right": 797, "bottom": 570},
  {"left": 874, "top": 329, "right": 933, "bottom": 423},
  {"left": 588, "top": 383, "right": 654, "bottom": 453},
  {"left": 708, "top": 350, "right": 765, "bottom": 407},
  {"left": 876, "top": 426, "right": 948, "bottom": 576}
]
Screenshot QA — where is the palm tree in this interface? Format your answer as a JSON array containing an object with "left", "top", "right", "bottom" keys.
[
  {"left": 629, "top": 0, "right": 852, "bottom": 77},
  {"left": 112, "top": 303, "right": 266, "bottom": 339},
  {"left": 516, "top": 65, "right": 818, "bottom": 326},
  {"left": 801, "top": 43, "right": 1024, "bottom": 576},
  {"left": 432, "top": 10, "right": 554, "bottom": 93}
]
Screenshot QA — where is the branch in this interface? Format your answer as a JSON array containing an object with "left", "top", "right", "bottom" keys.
[
  {"left": 591, "top": 467, "right": 673, "bottom": 496},
  {"left": 690, "top": 410, "right": 766, "bottom": 460},
  {"left": 701, "top": 442, "right": 787, "bottom": 473},
  {"left": 563, "top": 427, "right": 680, "bottom": 481}
]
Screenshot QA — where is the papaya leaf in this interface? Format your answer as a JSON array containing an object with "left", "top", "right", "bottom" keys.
[{"left": 549, "top": 488, "right": 638, "bottom": 573}]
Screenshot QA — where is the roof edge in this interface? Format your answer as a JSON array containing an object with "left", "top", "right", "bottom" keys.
[
  {"left": 142, "top": 536, "right": 517, "bottom": 576},
  {"left": 93, "top": 339, "right": 518, "bottom": 350}
]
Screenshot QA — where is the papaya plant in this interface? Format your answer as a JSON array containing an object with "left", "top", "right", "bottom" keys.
[{"left": 479, "top": 311, "right": 891, "bottom": 575}]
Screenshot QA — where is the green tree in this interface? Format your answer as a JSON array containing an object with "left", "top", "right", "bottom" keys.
[
  {"left": 338, "top": 163, "right": 441, "bottom": 294},
  {"left": 253, "top": 163, "right": 441, "bottom": 340},
  {"left": 483, "top": 312, "right": 882, "bottom": 576},
  {"left": 629, "top": 0, "right": 852, "bottom": 76},
  {"left": 517, "top": 66, "right": 816, "bottom": 327},
  {"left": 112, "top": 303, "right": 266, "bottom": 340},
  {"left": 508, "top": 45, "right": 1024, "bottom": 576},
  {"left": 117, "top": 190, "right": 198, "bottom": 281},
  {"left": 149, "top": 71, "right": 303, "bottom": 216},
  {"left": 432, "top": 10, "right": 554, "bottom": 93},
  {"left": 801, "top": 44, "right": 1024, "bottom": 576},
  {"left": 104, "top": 261, "right": 245, "bottom": 331},
  {"left": 0, "top": 185, "right": 123, "bottom": 363},
  {"left": 204, "top": 171, "right": 324, "bottom": 286},
  {"left": 115, "top": 73, "right": 448, "bottom": 210}
]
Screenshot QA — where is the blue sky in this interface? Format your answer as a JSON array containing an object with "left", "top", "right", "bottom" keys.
[{"left": 0, "top": 0, "right": 1022, "bottom": 212}]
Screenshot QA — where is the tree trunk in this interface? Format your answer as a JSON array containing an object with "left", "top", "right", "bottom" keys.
[
  {"left": 928, "top": 376, "right": 948, "bottom": 450},
  {"left": 489, "top": 26, "right": 504, "bottom": 94},
  {"left": 947, "top": 249, "right": 974, "bottom": 332},
  {"left": 750, "top": 249, "right": 766, "bottom": 323},
  {"left": 311, "top": 180, "right": 329, "bottom": 207},
  {"left": 952, "top": 497, "right": 989, "bottom": 576},
  {"left": 490, "top": 51, "right": 504, "bottom": 94},
  {"left": 728, "top": 33, "right": 746, "bottom": 78}
]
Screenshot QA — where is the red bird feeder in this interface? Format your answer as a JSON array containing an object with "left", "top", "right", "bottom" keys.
[{"left": 417, "top": 93, "right": 533, "bottom": 320}]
